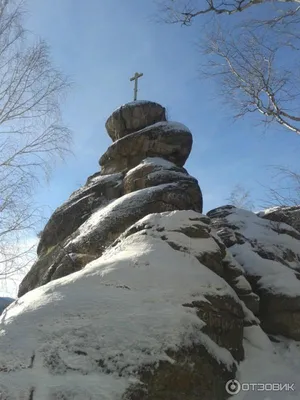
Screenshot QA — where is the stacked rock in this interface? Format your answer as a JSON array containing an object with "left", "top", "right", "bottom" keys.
[
  {"left": 18, "top": 101, "right": 203, "bottom": 297},
  {"left": 101, "top": 101, "right": 192, "bottom": 174}
]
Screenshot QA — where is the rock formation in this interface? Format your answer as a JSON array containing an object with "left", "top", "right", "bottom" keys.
[
  {"left": 208, "top": 205, "right": 300, "bottom": 340},
  {"left": 258, "top": 205, "right": 300, "bottom": 233},
  {"left": 0, "top": 297, "right": 14, "bottom": 315},
  {"left": 18, "top": 101, "right": 203, "bottom": 298},
  {"left": 1, "top": 101, "right": 300, "bottom": 400}
]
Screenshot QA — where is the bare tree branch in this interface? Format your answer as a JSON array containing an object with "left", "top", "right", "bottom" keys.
[
  {"left": 201, "top": 27, "right": 300, "bottom": 134},
  {"left": 226, "top": 183, "right": 255, "bottom": 210},
  {"left": 0, "top": 0, "right": 72, "bottom": 289},
  {"left": 157, "top": 0, "right": 300, "bottom": 136},
  {"left": 157, "top": 0, "right": 300, "bottom": 26},
  {"left": 261, "top": 165, "right": 300, "bottom": 207}
]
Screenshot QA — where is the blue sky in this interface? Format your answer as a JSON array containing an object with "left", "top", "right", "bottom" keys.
[{"left": 25, "top": 0, "right": 299, "bottom": 219}]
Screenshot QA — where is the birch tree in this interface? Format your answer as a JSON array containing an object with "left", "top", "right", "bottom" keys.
[
  {"left": 263, "top": 166, "right": 300, "bottom": 207},
  {"left": 157, "top": 0, "right": 300, "bottom": 135},
  {"left": 0, "top": 0, "right": 71, "bottom": 289},
  {"left": 226, "top": 184, "right": 255, "bottom": 210}
]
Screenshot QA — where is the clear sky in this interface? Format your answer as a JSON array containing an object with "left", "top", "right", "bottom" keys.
[
  {"left": 1, "top": 0, "right": 298, "bottom": 298},
  {"left": 24, "top": 0, "right": 299, "bottom": 217}
]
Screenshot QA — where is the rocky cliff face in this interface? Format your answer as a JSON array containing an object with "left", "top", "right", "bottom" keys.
[
  {"left": 19, "top": 101, "right": 203, "bottom": 298},
  {"left": 0, "top": 101, "right": 300, "bottom": 400}
]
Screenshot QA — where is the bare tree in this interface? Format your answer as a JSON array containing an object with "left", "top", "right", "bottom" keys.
[
  {"left": 156, "top": 0, "right": 300, "bottom": 135},
  {"left": 0, "top": 0, "right": 71, "bottom": 290},
  {"left": 157, "top": 0, "right": 300, "bottom": 26},
  {"left": 202, "top": 27, "right": 300, "bottom": 134},
  {"left": 262, "top": 165, "right": 300, "bottom": 207},
  {"left": 226, "top": 184, "right": 255, "bottom": 210}
]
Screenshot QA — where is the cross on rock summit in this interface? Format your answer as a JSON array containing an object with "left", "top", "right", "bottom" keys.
[{"left": 130, "top": 72, "right": 143, "bottom": 101}]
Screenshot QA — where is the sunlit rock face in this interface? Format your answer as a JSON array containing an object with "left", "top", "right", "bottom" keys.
[
  {"left": 105, "top": 100, "right": 167, "bottom": 141},
  {"left": 99, "top": 121, "right": 193, "bottom": 175},
  {"left": 1, "top": 211, "right": 250, "bottom": 400},
  {"left": 2, "top": 101, "right": 300, "bottom": 400},
  {"left": 19, "top": 100, "right": 203, "bottom": 297}
]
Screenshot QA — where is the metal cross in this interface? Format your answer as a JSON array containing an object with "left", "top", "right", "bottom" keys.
[{"left": 130, "top": 72, "right": 143, "bottom": 101}]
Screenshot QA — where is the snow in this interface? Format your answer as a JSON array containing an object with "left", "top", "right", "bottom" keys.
[
  {"left": 0, "top": 210, "right": 237, "bottom": 399},
  {"left": 226, "top": 208, "right": 300, "bottom": 257},
  {"left": 68, "top": 172, "right": 123, "bottom": 202},
  {"left": 240, "top": 301, "right": 259, "bottom": 326},
  {"left": 118, "top": 211, "right": 224, "bottom": 288},
  {"left": 124, "top": 157, "right": 194, "bottom": 184},
  {"left": 223, "top": 252, "right": 246, "bottom": 274},
  {"left": 111, "top": 121, "right": 191, "bottom": 148},
  {"left": 231, "top": 242, "right": 300, "bottom": 297},
  {"left": 148, "top": 169, "right": 194, "bottom": 181},
  {"left": 125, "top": 157, "right": 177, "bottom": 173},
  {"left": 234, "top": 275, "right": 253, "bottom": 292},
  {"left": 256, "top": 206, "right": 282, "bottom": 217},
  {"left": 113, "top": 100, "right": 154, "bottom": 111},
  {"left": 87, "top": 172, "right": 123, "bottom": 186},
  {"left": 143, "top": 120, "right": 191, "bottom": 133},
  {"left": 256, "top": 205, "right": 300, "bottom": 218},
  {"left": 69, "top": 183, "right": 176, "bottom": 244},
  {"left": 234, "top": 325, "right": 300, "bottom": 399},
  {"left": 220, "top": 208, "right": 300, "bottom": 296},
  {"left": 134, "top": 209, "right": 208, "bottom": 232},
  {"left": 130, "top": 211, "right": 216, "bottom": 252}
]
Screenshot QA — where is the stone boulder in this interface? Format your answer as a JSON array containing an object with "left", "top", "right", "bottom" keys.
[
  {"left": 207, "top": 205, "right": 300, "bottom": 340},
  {"left": 105, "top": 101, "right": 166, "bottom": 141},
  {"left": 1, "top": 210, "right": 248, "bottom": 400},
  {"left": 222, "top": 253, "right": 260, "bottom": 316},
  {"left": 258, "top": 205, "right": 300, "bottom": 233},
  {"left": 19, "top": 180, "right": 203, "bottom": 297},
  {"left": 7, "top": 99, "right": 300, "bottom": 399},
  {"left": 37, "top": 172, "right": 124, "bottom": 256},
  {"left": 19, "top": 101, "right": 203, "bottom": 297},
  {"left": 99, "top": 121, "right": 192, "bottom": 175},
  {"left": 123, "top": 157, "right": 198, "bottom": 194}
]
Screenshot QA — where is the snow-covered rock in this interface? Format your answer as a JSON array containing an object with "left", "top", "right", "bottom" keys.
[
  {"left": 123, "top": 157, "right": 199, "bottom": 194},
  {"left": 235, "top": 326, "right": 300, "bottom": 399},
  {"left": 3, "top": 102, "right": 300, "bottom": 399},
  {"left": 1, "top": 210, "right": 245, "bottom": 400},
  {"left": 19, "top": 102, "right": 202, "bottom": 297},
  {"left": 99, "top": 121, "right": 193, "bottom": 175},
  {"left": 37, "top": 172, "right": 123, "bottom": 256},
  {"left": 258, "top": 205, "right": 300, "bottom": 234},
  {"left": 19, "top": 180, "right": 203, "bottom": 298},
  {"left": 208, "top": 205, "right": 300, "bottom": 340},
  {"left": 105, "top": 100, "right": 166, "bottom": 141}
]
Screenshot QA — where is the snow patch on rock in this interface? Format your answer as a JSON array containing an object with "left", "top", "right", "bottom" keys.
[{"left": 0, "top": 210, "right": 237, "bottom": 399}]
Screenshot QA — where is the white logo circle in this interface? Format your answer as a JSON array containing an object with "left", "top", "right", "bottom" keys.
[{"left": 225, "top": 379, "right": 241, "bottom": 395}]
